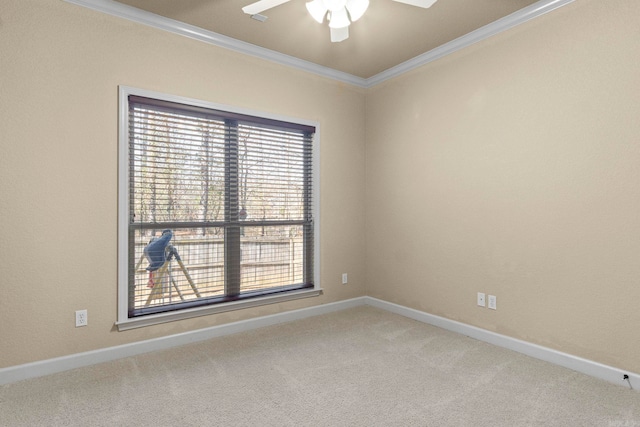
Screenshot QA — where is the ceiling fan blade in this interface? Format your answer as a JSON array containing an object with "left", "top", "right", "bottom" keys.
[
  {"left": 242, "top": 0, "right": 291, "bottom": 15},
  {"left": 346, "top": 0, "right": 369, "bottom": 22},
  {"left": 391, "top": 0, "right": 437, "bottom": 8},
  {"left": 306, "top": 0, "right": 328, "bottom": 23}
]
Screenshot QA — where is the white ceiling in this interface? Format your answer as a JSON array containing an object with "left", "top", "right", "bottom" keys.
[{"left": 70, "top": 0, "right": 573, "bottom": 84}]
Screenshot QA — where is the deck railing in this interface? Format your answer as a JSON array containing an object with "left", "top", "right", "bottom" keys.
[{"left": 132, "top": 237, "right": 304, "bottom": 308}]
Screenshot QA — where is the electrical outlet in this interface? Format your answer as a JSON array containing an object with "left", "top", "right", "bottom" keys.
[
  {"left": 75, "top": 309, "right": 88, "bottom": 327},
  {"left": 342, "top": 273, "right": 348, "bottom": 285},
  {"left": 477, "top": 292, "right": 485, "bottom": 307},
  {"left": 488, "top": 295, "right": 497, "bottom": 310}
]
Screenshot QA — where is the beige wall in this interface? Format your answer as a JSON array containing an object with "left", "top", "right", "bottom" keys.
[
  {"left": 2, "top": 0, "right": 639, "bottom": 376},
  {"left": 366, "top": 0, "right": 640, "bottom": 373},
  {"left": 0, "top": 0, "right": 366, "bottom": 368}
]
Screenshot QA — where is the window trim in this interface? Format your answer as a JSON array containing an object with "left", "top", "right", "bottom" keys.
[{"left": 117, "top": 86, "right": 321, "bottom": 331}]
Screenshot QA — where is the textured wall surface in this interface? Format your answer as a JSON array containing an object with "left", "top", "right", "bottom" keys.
[
  {"left": 365, "top": 0, "right": 640, "bottom": 373},
  {"left": 0, "top": 0, "right": 366, "bottom": 367},
  {"left": 2, "top": 0, "right": 639, "bottom": 377}
]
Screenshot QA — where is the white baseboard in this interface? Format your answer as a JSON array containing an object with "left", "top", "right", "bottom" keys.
[
  {"left": 2, "top": 295, "right": 638, "bottom": 392},
  {"left": 0, "top": 297, "right": 366, "bottom": 386},
  {"left": 363, "top": 296, "right": 639, "bottom": 391}
]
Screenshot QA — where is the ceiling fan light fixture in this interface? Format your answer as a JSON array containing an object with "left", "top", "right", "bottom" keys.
[
  {"left": 305, "top": 0, "right": 328, "bottom": 23},
  {"left": 328, "top": 7, "right": 350, "bottom": 29},
  {"left": 245, "top": 0, "right": 438, "bottom": 44},
  {"left": 392, "top": 0, "right": 438, "bottom": 8},
  {"left": 330, "top": 26, "right": 349, "bottom": 43},
  {"left": 323, "top": 0, "right": 347, "bottom": 12},
  {"left": 345, "top": 0, "right": 369, "bottom": 22}
]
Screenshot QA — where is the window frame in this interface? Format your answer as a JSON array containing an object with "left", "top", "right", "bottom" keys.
[{"left": 117, "top": 86, "right": 321, "bottom": 331}]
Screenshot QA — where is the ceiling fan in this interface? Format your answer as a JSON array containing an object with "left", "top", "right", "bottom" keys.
[{"left": 242, "top": 0, "right": 438, "bottom": 43}]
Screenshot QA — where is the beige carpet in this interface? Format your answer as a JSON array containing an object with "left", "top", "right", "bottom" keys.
[{"left": 1, "top": 306, "right": 639, "bottom": 426}]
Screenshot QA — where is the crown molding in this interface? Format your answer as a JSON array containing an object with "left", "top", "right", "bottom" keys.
[
  {"left": 63, "top": 0, "right": 573, "bottom": 89},
  {"left": 366, "top": 0, "right": 575, "bottom": 87},
  {"left": 63, "top": 0, "right": 368, "bottom": 87}
]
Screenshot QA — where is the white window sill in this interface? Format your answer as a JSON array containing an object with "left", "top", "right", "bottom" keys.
[{"left": 116, "top": 288, "right": 323, "bottom": 331}]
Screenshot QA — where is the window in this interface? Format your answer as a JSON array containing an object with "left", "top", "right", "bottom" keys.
[{"left": 118, "top": 87, "right": 319, "bottom": 329}]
